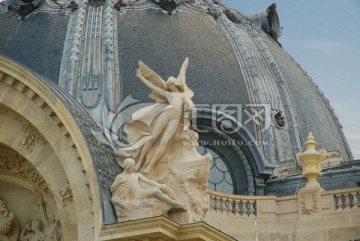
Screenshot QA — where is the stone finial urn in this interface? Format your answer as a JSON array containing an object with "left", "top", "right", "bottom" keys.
[{"left": 296, "top": 132, "right": 327, "bottom": 187}]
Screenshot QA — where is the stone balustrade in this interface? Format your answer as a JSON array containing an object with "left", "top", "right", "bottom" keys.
[
  {"left": 328, "top": 188, "right": 360, "bottom": 211},
  {"left": 206, "top": 187, "right": 360, "bottom": 241},
  {"left": 208, "top": 190, "right": 258, "bottom": 217}
]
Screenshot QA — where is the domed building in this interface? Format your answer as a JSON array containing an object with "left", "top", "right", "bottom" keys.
[{"left": 0, "top": 0, "right": 359, "bottom": 240}]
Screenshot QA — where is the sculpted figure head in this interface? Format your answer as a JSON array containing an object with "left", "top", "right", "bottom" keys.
[
  {"left": 123, "top": 158, "right": 135, "bottom": 173},
  {"left": 167, "top": 76, "right": 185, "bottom": 92}
]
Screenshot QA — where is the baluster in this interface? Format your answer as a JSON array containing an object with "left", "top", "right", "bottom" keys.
[
  {"left": 221, "top": 197, "right": 227, "bottom": 214},
  {"left": 228, "top": 198, "right": 234, "bottom": 215},
  {"left": 209, "top": 194, "right": 214, "bottom": 211},
  {"left": 352, "top": 192, "right": 359, "bottom": 208},
  {"left": 334, "top": 194, "right": 341, "bottom": 210},
  {"left": 234, "top": 199, "right": 240, "bottom": 216},
  {"left": 214, "top": 196, "right": 220, "bottom": 212},
  {"left": 249, "top": 200, "right": 255, "bottom": 217},
  {"left": 241, "top": 199, "right": 247, "bottom": 216},
  {"left": 344, "top": 193, "right": 351, "bottom": 210}
]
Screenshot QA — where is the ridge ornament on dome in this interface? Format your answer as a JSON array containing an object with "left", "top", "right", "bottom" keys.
[
  {"left": 66, "top": 0, "right": 78, "bottom": 11},
  {"left": 113, "top": 0, "right": 145, "bottom": 10},
  {"left": 274, "top": 111, "right": 286, "bottom": 128},
  {"left": 88, "top": 0, "right": 104, "bottom": 7},
  {"left": 7, "top": 0, "right": 43, "bottom": 19},
  {"left": 243, "top": 3, "right": 283, "bottom": 46}
]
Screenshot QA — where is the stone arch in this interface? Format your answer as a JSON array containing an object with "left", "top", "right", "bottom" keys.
[
  {"left": 193, "top": 109, "right": 275, "bottom": 195},
  {"left": 0, "top": 56, "right": 103, "bottom": 240}
]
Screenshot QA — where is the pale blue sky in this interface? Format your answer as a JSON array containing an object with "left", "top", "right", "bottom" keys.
[{"left": 224, "top": 0, "right": 360, "bottom": 159}]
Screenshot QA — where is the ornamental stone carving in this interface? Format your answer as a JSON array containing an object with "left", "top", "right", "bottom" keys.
[
  {"left": 110, "top": 158, "right": 186, "bottom": 222},
  {"left": 298, "top": 186, "right": 322, "bottom": 217},
  {"left": 296, "top": 132, "right": 327, "bottom": 187},
  {"left": 19, "top": 191, "right": 63, "bottom": 241},
  {"left": 20, "top": 121, "right": 48, "bottom": 153},
  {"left": 296, "top": 132, "right": 325, "bottom": 218},
  {"left": 0, "top": 148, "right": 49, "bottom": 193},
  {"left": 0, "top": 200, "right": 19, "bottom": 241},
  {"left": 113, "top": 58, "right": 212, "bottom": 223},
  {"left": 0, "top": 107, "right": 48, "bottom": 153},
  {"left": 58, "top": 185, "right": 73, "bottom": 208}
]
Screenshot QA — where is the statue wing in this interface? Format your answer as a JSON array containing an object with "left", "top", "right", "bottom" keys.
[
  {"left": 177, "top": 57, "right": 194, "bottom": 99},
  {"left": 138, "top": 61, "right": 168, "bottom": 103}
]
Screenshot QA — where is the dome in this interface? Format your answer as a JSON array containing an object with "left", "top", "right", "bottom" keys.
[{"left": 0, "top": 0, "right": 353, "bottom": 196}]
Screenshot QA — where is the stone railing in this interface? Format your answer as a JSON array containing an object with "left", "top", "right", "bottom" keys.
[
  {"left": 208, "top": 190, "right": 257, "bottom": 217},
  {"left": 328, "top": 188, "right": 360, "bottom": 211},
  {"left": 206, "top": 187, "right": 360, "bottom": 241}
]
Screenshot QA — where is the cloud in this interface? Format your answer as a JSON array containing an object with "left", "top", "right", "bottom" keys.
[{"left": 303, "top": 41, "right": 347, "bottom": 54}]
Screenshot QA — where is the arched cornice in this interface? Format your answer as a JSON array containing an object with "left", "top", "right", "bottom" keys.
[{"left": 0, "top": 55, "right": 112, "bottom": 240}]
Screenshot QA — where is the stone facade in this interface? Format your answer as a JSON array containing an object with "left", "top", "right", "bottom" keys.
[{"left": 0, "top": 0, "right": 359, "bottom": 240}]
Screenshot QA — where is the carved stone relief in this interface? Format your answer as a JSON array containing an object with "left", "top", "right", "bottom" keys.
[
  {"left": 19, "top": 190, "right": 63, "bottom": 241},
  {"left": 298, "top": 186, "right": 322, "bottom": 217},
  {"left": 58, "top": 185, "right": 73, "bottom": 208},
  {"left": 0, "top": 107, "right": 48, "bottom": 153},
  {"left": 19, "top": 121, "right": 48, "bottom": 153},
  {"left": 111, "top": 158, "right": 186, "bottom": 222},
  {"left": 300, "top": 191, "right": 318, "bottom": 215},
  {"left": 0, "top": 148, "right": 49, "bottom": 194},
  {"left": 0, "top": 199, "right": 19, "bottom": 241},
  {"left": 0, "top": 189, "right": 62, "bottom": 241}
]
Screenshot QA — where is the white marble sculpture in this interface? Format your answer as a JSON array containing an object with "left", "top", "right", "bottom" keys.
[
  {"left": 116, "top": 57, "right": 196, "bottom": 173},
  {"left": 113, "top": 58, "right": 211, "bottom": 223},
  {"left": 111, "top": 158, "right": 186, "bottom": 221}
]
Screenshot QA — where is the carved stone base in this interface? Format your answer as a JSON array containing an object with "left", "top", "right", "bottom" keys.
[
  {"left": 112, "top": 198, "right": 173, "bottom": 222},
  {"left": 149, "top": 155, "right": 212, "bottom": 224},
  {"left": 298, "top": 186, "right": 323, "bottom": 217}
]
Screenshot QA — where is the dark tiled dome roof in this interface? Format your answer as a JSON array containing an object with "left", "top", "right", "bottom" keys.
[{"left": 0, "top": 0, "right": 352, "bottom": 174}]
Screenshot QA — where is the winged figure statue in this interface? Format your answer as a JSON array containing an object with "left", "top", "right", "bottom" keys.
[{"left": 116, "top": 58, "right": 195, "bottom": 174}]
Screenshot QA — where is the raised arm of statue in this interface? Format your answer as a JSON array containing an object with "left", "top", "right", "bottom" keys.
[{"left": 136, "top": 69, "right": 169, "bottom": 99}]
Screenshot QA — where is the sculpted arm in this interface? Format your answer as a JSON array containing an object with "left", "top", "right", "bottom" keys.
[
  {"left": 138, "top": 174, "right": 162, "bottom": 188},
  {"left": 136, "top": 69, "right": 169, "bottom": 98}
]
